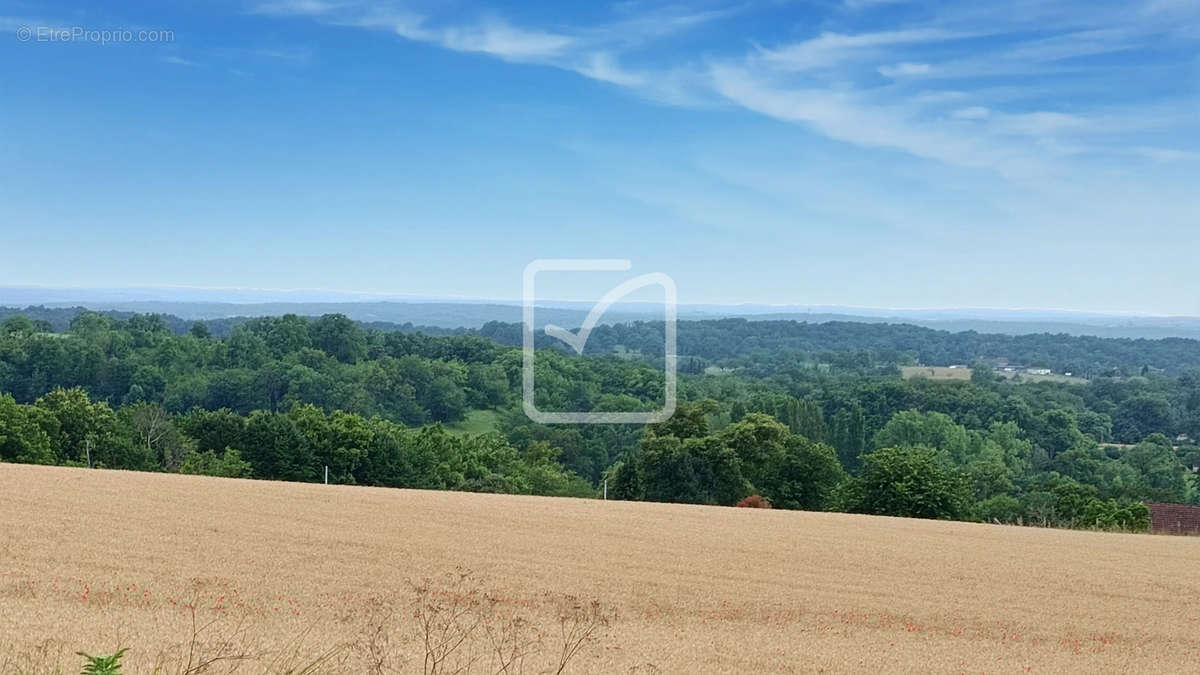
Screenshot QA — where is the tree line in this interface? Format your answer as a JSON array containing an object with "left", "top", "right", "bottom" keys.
[
  {"left": 609, "top": 400, "right": 1169, "bottom": 530},
  {"left": 8, "top": 305, "right": 1200, "bottom": 375},
  {"left": 0, "top": 386, "right": 592, "bottom": 497},
  {"left": 0, "top": 312, "right": 664, "bottom": 428},
  {"left": 3, "top": 309, "right": 1199, "bottom": 533},
  {"left": 474, "top": 318, "right": 1200, "bottom": 376}
]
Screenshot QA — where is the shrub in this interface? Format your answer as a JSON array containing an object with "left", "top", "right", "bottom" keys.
[
  {"left": 77, "top": 648, "right": 127, "bottom": 675},
  {"left": 178, "top": 447, "right": 253, "bottom": 478},
  {"left": 976, "top": 495, "right": 1023, "bottom": 524},
  {"left": 1081, "top": 498, "right": 1151, "bottom": 532},
  {"left": 736, "top": 494, "right": 772, "bottom": 508}
]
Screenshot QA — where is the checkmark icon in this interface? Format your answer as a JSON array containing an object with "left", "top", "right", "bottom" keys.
[{"left": 522, "top": 259, "right": 677, "bottom": 424}]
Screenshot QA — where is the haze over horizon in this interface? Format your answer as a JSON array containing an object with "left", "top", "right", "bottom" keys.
[{"left": 1, "top": 282, "right": 1197, "bottom": 318}]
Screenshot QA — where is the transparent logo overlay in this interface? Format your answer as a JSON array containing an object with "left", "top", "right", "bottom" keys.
[{"left": 522, "top": 259, "right": 676, "bottom": 424}]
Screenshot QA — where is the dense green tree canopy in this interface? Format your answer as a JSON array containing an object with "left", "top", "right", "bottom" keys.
[{"left": 1, "top": 309, "right": 1196, "bottom": 534}]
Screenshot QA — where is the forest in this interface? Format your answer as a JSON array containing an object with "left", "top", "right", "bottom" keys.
[{"left": 2, "top": 309, "right": 1199, "bottom": 531}]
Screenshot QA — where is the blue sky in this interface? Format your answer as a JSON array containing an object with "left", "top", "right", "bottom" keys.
[{"left": 1, "top": 0, "right": 1198, "bottom": 314}]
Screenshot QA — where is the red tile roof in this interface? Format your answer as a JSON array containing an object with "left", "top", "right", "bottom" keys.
[{"left": 1146, "top": 502, "right": 1200, "bottom": 535}]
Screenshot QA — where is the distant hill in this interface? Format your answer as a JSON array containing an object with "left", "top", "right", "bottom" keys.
[
  {"left": 728, "top": 313, "right": 1200, "bottom": 340},
  {"left": 23, "top": 301, "right": 623, "bottom": 330},
  {"left": 3, "top": 286, "right": 1200, "bottom": 339},
  {"left": 5, "top": 305, "right": 1200, "bottom": 376}
]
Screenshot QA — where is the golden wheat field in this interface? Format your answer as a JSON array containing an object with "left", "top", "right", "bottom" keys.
[{"left": 3, "top": 463, "right": 1200, "bottom": 674}]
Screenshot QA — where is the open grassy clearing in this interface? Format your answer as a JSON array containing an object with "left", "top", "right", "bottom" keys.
[
  {"left": 901, "top": 366, "right": 973, "bottom": 381},
  {"left": 442, "top": 409, "right": 502, "bottom": 437},
  {"left": 2, "top": 463, "right": 1199, "bottom": 673}
]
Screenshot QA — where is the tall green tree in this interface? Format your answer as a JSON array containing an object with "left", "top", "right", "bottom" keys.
[
  {"left": 0, "top": 393, "right": 55, "bottom": 464},
  {"left": 1113, "top": 395, "right": 1173, "bottom": 443},
  {"left": 311, "top": 314, "right": 367, "bottom": 363},
  {"left": 34, "top": 387, "right": 119, "bottom": 465},
  {"left": 829, "top": 404, "right": 867, "bottom": 473},
  {"left": 832, "top": 445, "right": 972, "bottom": 520},
  {"left": 873, "top": 410, "right": 970, "bottom": 463},
  {"left": 1121, "top": 434, "right": 1190, "bottom": 502},
  {"left": 241, "top": 411, "right": 315, "bottom": 481}
]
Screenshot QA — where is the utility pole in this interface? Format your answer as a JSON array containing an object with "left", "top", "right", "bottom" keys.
[
  {"left": 324, "top": 465, "right": 329, "bottom": 485},
  {"left": 603, "top": 478, "right": 607, "bottom": 500},
  {"left": 85, "top": 439, "right": 92, "bottom": 469}
]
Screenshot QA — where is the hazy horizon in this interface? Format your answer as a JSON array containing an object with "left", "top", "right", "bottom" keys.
[{"left": 2, "top": 282, "right": 1199, "bottom": 319}]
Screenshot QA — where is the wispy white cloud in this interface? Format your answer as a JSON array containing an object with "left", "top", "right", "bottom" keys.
[
  {"left": 574, "top": 53, "right": 647, "bottom": 87},
  {"left": 758, "top": 29, "right": 966, "bottom": 71},
  {"left": 950, "top": 106, "right": 989, "bottom": 120},
  {"left": 255, "top": 2, "right": 573, "bottom": 61},
  {"left": 244, "top": 0, "right": 1200, "bottom": 182},
  {"left": 989, "top": 111, "right": 1089, "bottom": 137},
  {"left": 585, "top": 4, "right": 747, "bottom": 46},
  {"left": 438, "top": 20, "right": 573, "bottom": 59},
  {"left": 243, "top": 0, "right": 735, "bottom": 104},
  {"left": 878, "top": 61, "right": 932, "bottom": 77},
  {"left": 251, "top": 0, "right": 345, "bottom": 17},
  {"left": 708, "top": 64, "right": 1045, "bottom": 178}
]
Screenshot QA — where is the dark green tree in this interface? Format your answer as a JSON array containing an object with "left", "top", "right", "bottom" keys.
[
  {"left": 241, "top": 411, "right": 315, "bottom": 481},
  {"left": 311, "top": 314, "right": 367, "bottom": 363},
  {"left": 832, "top": 445, "right": 972, "bottom": 520},
  {"left": 0, "top": 394, "right": 55, "bottom": 464}
]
